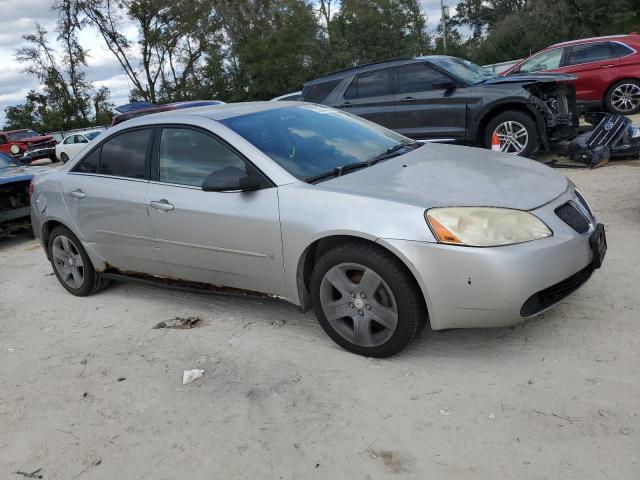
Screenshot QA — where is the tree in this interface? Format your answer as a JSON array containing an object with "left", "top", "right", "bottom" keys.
[
  {"left": 93, "top": 86, "right": 115, "bottom": 125},
  {"left": 329, "top": 0, "right": 430, "bottom": 68}
]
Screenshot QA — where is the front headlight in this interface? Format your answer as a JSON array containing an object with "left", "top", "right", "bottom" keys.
[{"left": 425, "top": 207, "right": 552, "bottom": 247}]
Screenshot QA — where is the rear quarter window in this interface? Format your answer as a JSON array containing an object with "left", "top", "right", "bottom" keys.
[
  {"left": 72, "top": 147, "right": 100, "bottom": 174},
  {"left": 609, "top": 42, "right": 634, "bottom": 58},
  {"left": 301, "top": 79, "right": 341, "bottom": 103}
]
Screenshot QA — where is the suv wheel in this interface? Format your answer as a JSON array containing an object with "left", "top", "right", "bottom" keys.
[
  {"left": 605, "top": 80, "right": 640, "bottom": 115},
  {"left": 484, "top": 110, "right": 539, "bottom": 157},
  {"left": 48, "top": 225, "right": 110, "bottom": 296},
  {"left": 310, "top": 241, "right": 426, "bottom": 357}
]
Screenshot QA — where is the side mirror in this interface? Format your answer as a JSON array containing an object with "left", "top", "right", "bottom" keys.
[
  {"left": 201, "top": 166, "right": 262, "bottom": 192},
  {"left": 433, "top": 80, "right": 457, "bottom": 91}
]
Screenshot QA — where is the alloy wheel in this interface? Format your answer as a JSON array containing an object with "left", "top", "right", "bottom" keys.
[
  {"left": 319, "top": 262, "right": 398, "bottom": 348},
  {"left": 52, "top": 235, "right": 85, "bottom": 289},
  {"left": 493, "top": 120, "right": 529, "bottom": 154},
  {"left": 611, "top": 83, "right": 640, "bottom": 113}
]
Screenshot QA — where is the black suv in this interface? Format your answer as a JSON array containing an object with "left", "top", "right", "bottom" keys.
[{"left": 301, "top": 56, "right": 580, "bottom": 156}]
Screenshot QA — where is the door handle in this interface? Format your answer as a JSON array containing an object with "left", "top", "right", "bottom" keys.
[
  {"left": 150, "top": 199, "right": 174, "bottom": 211},
  {"left": 400, "top": 97, "right": 416, "bottom": 103},
  {"left": 341, "top": 101, "right": 352, "bottom": 108},
  {"left": 69, "top": 189, "right": 85, "bottom": 199}
]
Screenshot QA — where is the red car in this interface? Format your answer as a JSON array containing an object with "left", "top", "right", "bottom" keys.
[
  {"left": 0, "top": 129, "right": 57, "bottom": 163},
  {"left": 503, "top": 34, "right": 640, "bottom": 115}
]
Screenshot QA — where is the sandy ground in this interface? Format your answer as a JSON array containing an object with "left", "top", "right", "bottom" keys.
[{"left": 1, "top": 162, "right": 640, "bottom": 480}]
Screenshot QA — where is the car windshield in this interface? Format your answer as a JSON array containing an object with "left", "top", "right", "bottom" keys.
[
  {"left": 220, "top": 105, "right": 413, "bottom": 179},
  {"left": 429, "top": 57, "right": 495, "bottom": 85},
  {"left": 7, "top": 130, "right": 40, "bottom": 141},
  {"left": 85, "top": 131, "right": 101, "bottom": 140},
  {"left": 0, "top": 152, "right": 17, "bottom": 168}
]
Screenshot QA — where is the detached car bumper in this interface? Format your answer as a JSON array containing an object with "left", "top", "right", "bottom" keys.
[
  {"left": 21, "top": 147, "right": 56, "bottom": 162},
  {"left": 382, "top": 188, "right": 603, "bottom": 330}
]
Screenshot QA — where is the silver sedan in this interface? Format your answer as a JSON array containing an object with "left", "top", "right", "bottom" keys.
[{"left": 30, "top": 102, "right": 606, "bottom": 357}]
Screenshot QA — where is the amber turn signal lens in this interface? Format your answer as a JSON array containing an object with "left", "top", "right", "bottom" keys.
[{"left": 426, "top": 213, "right": 462, "bottom": 244}]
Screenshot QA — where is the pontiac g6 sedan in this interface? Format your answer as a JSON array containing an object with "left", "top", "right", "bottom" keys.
[{"left": 30, "top": 102, "right": 606, "bottom": 357}]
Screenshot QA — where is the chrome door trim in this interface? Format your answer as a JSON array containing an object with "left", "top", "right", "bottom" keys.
[{"left": 154, "top": 237, "right": 267, "bottom": 258}]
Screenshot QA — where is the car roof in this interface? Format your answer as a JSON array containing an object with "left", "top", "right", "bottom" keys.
[
  {"left": 550, "top": 34, "right": 639, "bottom": 48},
  {"left": 122, "top": 101, "right": 302, "bottom": 124}
]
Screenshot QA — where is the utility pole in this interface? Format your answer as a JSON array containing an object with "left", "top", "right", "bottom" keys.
[{"left": 440, "top": 0, "right": 448, "bottom": 54}]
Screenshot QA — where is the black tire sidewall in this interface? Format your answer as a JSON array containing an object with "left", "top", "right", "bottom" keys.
[
  {"left": 47, "top": 226, "right": 97, "bottom": 296},
  {"left": 310, "top": 243, "right": 423, "bottom": 357},
  {"left": 606, "top": 80, "right": 640, "bottom": 115},
  {"left": 60, "top": 153, "right": 69, "bottom": 164},
  {"left": 484, "top": 110, "right": 539, "bottom": 157}
]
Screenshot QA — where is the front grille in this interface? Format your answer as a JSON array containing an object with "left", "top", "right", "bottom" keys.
[
  {"left": 520, "top": 265, "right": 594, "bottom": 317},
  {"left": 555, "top": 203, "right": 590, "bottom": 234},
  {"left": 584, "top": 114, "right": 626, "bottom": 148}
]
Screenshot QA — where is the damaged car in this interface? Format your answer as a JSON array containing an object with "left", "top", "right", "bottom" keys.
[
  {"left": 0, "top": 152, "right": 50, "bottom": 237},
  {"left": 301, "top": 55, "right": 579, "bottom": 157},
  {"left": 31, "top": 103, "right": 605, "bottom": 357},
  {"left": 0, "top": 129, "right": 57, "bottom": 163}
]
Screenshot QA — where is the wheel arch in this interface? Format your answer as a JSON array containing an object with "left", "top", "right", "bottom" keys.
[
  {"left": 295, "top": 234, "right": 430, "bottom": 324},
  {"left": 604, "top": 77, "right": 640, "bottom": 107},
  {"left": 475, "top": 102, "right": 541, "bottom": 146}
]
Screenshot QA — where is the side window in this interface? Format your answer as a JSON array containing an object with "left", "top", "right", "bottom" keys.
[
  {"left": 75, "top": 135, "right": 89, "bottom": 144},
  {"left": 73, "top": 147, "right": 100, "bottom": 174},
  {"left": 344, "top": 69, "right": 393, "bottom": 99},
  {"left": 98, "top": 129, "right": 151, "bottom": 179},
  {"left": 158, "top": 128, "right": 247, "bottom": 187},
  {"left": 301, "top": 79, "right": 341, "bottom": 103},
  {"left": 609, "top": 42, "right": 634, "bottom": 59},
  {"left": 566, "top": 42, "right": 611, "bottom": 65},
  {"left": 64, "top": 136, "right": 75, "bottom": 144},
  {"left": 519, "top": 48, "right": 564, "bottom": 72},
  {"left": 396, "top": 64, "right": 450, "bottom": 94}
]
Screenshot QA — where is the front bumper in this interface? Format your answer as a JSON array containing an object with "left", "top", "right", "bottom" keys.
[
  {"left": 381, "top": 188, "right": 600, "bottom": 330},
  {"left": 21, "top": 147, "right": 56, "bottom": 162}
]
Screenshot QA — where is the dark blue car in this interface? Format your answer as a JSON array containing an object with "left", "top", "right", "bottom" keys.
[{"left": 0, "top": 152, "right": 50, "bottom": 237}]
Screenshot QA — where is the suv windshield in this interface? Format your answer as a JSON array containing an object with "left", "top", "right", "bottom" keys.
[
  {"left": 429, "top": 57, "right": 495, "bottom": 85},
  {"left": 7, "top": 130, "right": 40, "bottom": 141},
  {"left": 221, "top": 105, "right": 413, "bottom": 180}
]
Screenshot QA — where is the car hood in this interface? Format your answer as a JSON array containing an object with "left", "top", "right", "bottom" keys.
[
  {"left": 482, "top": 72, "right": 576, "bottom": 85},
  {"left": 316, "top": 143, "right": 568, "bottom": 211},
  {"left": 0, "top": 165, "right": 51, "bottom": 185},
  {"left": 12, "top": 135, "right": 54, "bottom": 144}
]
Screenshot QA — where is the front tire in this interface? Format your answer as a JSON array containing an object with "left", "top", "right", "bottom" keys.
[
  {"left": 60, "top": 152, "right": 69, "bottom": 164},
  {"left": 47, "top": 225, "right": 110, "bottom": 296},
  {"left": 310, "top": 241, "right": 427, "bottom": 357},
  {"left": 484, "top": 110, "right": 539, "bottom": 157},
  {"left": 605, "top": 79, "right": 640, "bottom": 115}
]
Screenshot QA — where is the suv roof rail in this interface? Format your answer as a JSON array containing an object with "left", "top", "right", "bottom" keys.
[{"left": 314, "top": 57, "right": 412, "bottom": 80}]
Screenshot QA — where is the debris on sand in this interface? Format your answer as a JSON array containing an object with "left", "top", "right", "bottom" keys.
[
  {"left": 183, "top": 369, "right": 204, "bottom": 385},
  {"left": 15, "top": 468, "right": 43, "bottom": 479},
  {"left": 153, "top": 316, "right": 202, "bottom": 329}
]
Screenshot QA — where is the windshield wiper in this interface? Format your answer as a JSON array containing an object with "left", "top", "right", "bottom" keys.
[
  {"left": 303, "top": 161, "right": 370, "bottom": 184},
  {"left": 366, "top": 142, "right": 421, "bottom": 166},
  {"left": 303, "top": 143, "right": 421, "bottom": 184}
]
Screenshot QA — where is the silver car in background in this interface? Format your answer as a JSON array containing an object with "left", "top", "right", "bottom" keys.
[{"left": 30, "top": 102, "right": 606, "bottom": 357}]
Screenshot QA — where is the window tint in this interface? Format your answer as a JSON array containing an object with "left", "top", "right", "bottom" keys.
[
  {"left": 345, "top": 70, "right": 393, "bottom": 99},
  {"left": 73, "top": 147, "right": 100, "bottom": 174},
  {"left": 301, "top": 79, "right": 341, "bottom": 103},
  {"left": 396, "top": 64, "right": 450, "bottom": 93},
  {"left": 567, "top": 42, "right": 611, "bottom": 65},
  {"left": 609, "top": 42, "right": 634, "bottom": 58},
  {"left": 519, "top": 48, "right": 564, "bottom": 72},
  {"left": 159, "top": 128, "right": 246, "bottom": 187},
  {"left": 98, "top": 129, "right": 151, "bottom": 179}
]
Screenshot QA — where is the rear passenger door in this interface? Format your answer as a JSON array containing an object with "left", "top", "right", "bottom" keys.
[
  {"left": 337, "top": 69, "right": 397, "bottom": 130},
  {"left": 393, "top": 63, "right": 467, "bottom": 141},
  {"left": 62, "top": 128, "right": 167, "bottom": 276}
]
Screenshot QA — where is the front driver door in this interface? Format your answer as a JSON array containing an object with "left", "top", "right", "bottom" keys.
[
  {"left": 146, "top": 126, "right": 286, "bottom": 296},
  {"left": 393, "top": 63, "right": 467, "bottom": 142}
]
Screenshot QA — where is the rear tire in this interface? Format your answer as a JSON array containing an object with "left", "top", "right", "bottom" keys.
[
  {"left": 47, "top": 225, "right": 110, "bottom": 296},
  {"left": 483, "top": 110, "right": 539, "bottom": 157},
  {"left": 310, "top": 241, "right": 427, "bottom": 357},
  {"left": 605, "top": 79, "right": 640, "bottom": 115}
]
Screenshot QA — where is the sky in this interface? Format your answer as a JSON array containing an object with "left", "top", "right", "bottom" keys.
[{"left": 0, "top": 0, "right": 452, "bottom": 128}]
